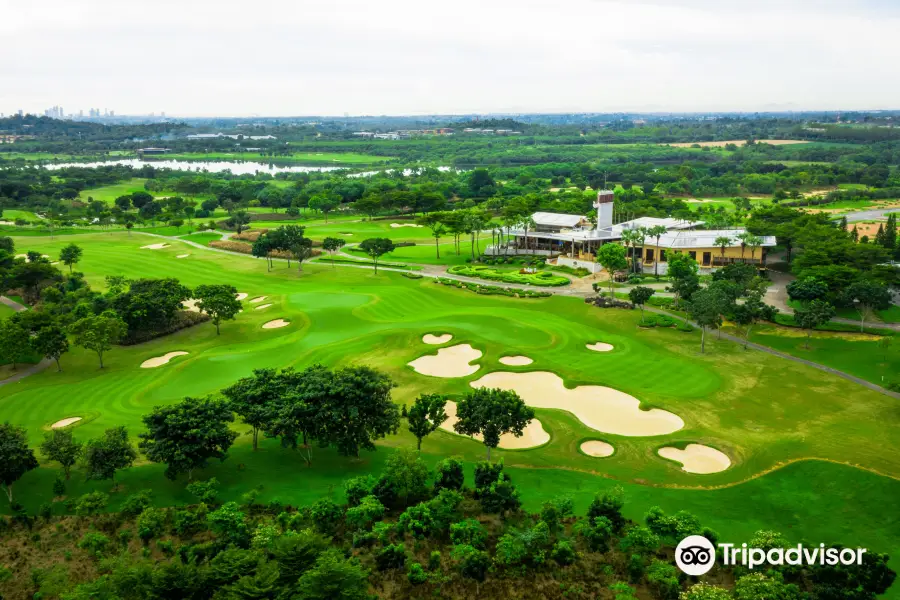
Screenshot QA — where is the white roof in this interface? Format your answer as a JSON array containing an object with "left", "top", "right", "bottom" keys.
[
  {"left": 654, "top": 229, "right": 777, "bottom": 250},
  {"left": 532, "top": 212, "right": 586, "bottom": 227},
  {"left": 610, "top": 217, "right": 700, "bottom": 234}
]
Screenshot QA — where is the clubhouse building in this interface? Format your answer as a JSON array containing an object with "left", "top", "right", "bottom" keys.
[{"left": 495, "top": 190, "right": 776, "bottom": 274}]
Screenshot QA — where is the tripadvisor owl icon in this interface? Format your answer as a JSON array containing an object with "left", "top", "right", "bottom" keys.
[{"left": 675, "top": 535, "right": 716, "bottom": 576}]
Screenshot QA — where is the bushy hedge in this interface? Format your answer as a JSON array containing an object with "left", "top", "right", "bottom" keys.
[
  {"left": 121, "top": 310, "right": 210, "bottom": 345},
  {"left": 434, "top": 278, "right": 552, "bottom": 298},
  {"left": 447, "top": 265, "right": 569, "bottom": 287}
]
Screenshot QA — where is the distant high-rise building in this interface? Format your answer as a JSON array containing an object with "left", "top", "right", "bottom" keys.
[
  {"left": 160, "top": 111, "right": 165, "bottom": 117},
  {"left": 110, "top": 110, "right": 115, "bottom": 117},
  {"left": 17, "top": 109, "right": 23, "bottom": 117}
]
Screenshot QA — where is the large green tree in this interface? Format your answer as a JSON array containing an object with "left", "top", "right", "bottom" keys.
[
  {"left": 194, "top": 284, "right": 242, "bottom": 335},
  {"left": 358, "top": 238, "right": 396, "bottom": 274},
  {"left": 83, "top": 426, "right": 138, "bottom": 489},
  {"left": 318, "top": 366, "right": 400, "bottom": 458},
  {"left": 222, "top": 368, "right": 284, "bottom": 451},
  {"left": 31, "top": 322, "right": 70, "bottom": 371},
  {"left": 407, "top": 393, "right": 447, "bottom": 451},
  {"left": 139, "top": 396, "right": 239, "bottom": 481},
  {"left": 794, "top": 299, "right": 836, "bottom": 349},
  {"left": 0, "top": 423, "right": 39, "bottom": 504},
  {"left": 69, "top": 311, "right": 126, "bottom": 368},
  {"left": 40, "top": 428, "right": 83, "bottom": 480},
  {"left": 596, "top": 243, "right": 627, "bottom": 298},
  {"left": 59, "top": 243, "right": 83, "bottom": 274},
  {"left": 454, "top": 388, "right": 535, "bottom": 461},
  {"left": 842, "top": 279, "right": 891, "bottom": 332}
]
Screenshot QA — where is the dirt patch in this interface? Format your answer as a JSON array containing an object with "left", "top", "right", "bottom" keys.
[
  {"left": 499, "top": 355, "right": 533, "bottom": 366},
  {"left": 423, "top": 333, "right": 453, "bottom": 345},
  {"left": 580, "top": 440, "right": 614, "bottom": 457},
  {"left": 176, "top": 254, "right": 190, "bottom": 258},
  {"left": 469, "top": 371, "right": 683, "bottom": 436},
  {"left": 254, "top": 303, "right": 273, "bottom": 310},
  {"left": 250, "top": 296, "right": 268, "bottom": 303},
  {"left": 440, "top": 401, "right": 549, "bottom": 449},
  {"left": 51, "top": 417, "right": 82, "bottom": 429},
  {"left": 658, "top": 444, "right": 731, "bottom": 474},
  {"left": 409, "top": 344, "right": 482, "bottom": 378},
  {"left": 140, "top": 351, "right": 189, "bottom": 368},
  {"left": 586, "top": 342, "right": 614, "bottom": 352},
  {"left": 182, "top": 299, "right": 201, "bottom": 313},
  {"left": 263, "top": 319, "right": 290, "bottom": 329},
  {"left": 141, "top": 243, "right": 170, "bottom": 250}
]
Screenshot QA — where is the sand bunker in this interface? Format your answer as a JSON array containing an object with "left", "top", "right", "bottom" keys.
[
  {"left": 249, "top": 296, "right": 268, "bottom": 303},
  {"left": 499, "top": 355, "right": 534, "bottom": 366},
  {"left": 423, "top": 333, "right": 453, "bottom": 345},
  {"left": 440, "top": 401, "right": 549, "bottom": 449},
  {"left": 182, "top": 299, "right": 201, "bottom": 313},
  {"left": 176, "top": 254, "right": 190, "bottom": 258},
  {"left": 254, "top": 303, "right": 273, "bottom": 310},
  {"left": 586, "top": 342, "right": 614, "bottom": 352},
  {"left": 14, "top": 254, "right": 51, "bottom": 262},
  {"left": 51, "top": 417, "right": 82, "bottom": 429},
  {"left": 469, "top": 371, "right": 683, "bottom": 436},
  {"left": 581, "top": 440, "right": 615, "bottom": 457},
  {"left": 141, "top": 351, "right": 189, "bottom": 368},
  {"left": 235, "top": 293, "right": 248, "bottom": 301},
  {"left": 658, "top": 444, "right": 731, "bottom": 474},
  {"left": 263, "top": 319, "right": 290, "bottom": 329},
  {"left": 409, "top": 344, "right": 482, "bottom": 378},
  {"left": 141, "top": 243, "right": 170, "bottom": 250},
  {"left": 390, "top": 223, "right": 422, "bottom": 228}
]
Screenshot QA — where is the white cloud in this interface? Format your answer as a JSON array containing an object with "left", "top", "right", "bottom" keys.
[{"left": 1, "top": 0, "right": 897, "bottom": 116}]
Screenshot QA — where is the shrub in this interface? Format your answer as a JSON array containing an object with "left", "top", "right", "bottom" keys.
[
  {"left": 343, "top": 475, "right": 376, "bottom": 507},
  {"left": 345, "top": 495, "right": 385, "bottom": 532},
  {"left": 376, "top": 543, "right": 407, "bottom": 571},
  {"left": 450, "top": 519, "right": 488, "bottom": 549},
  {"left": 75, "top": 492, "right": 109, "bottom": 516},
  {"left": 52, "top": 476, "right": 66, "bottom": 497},
  {"left": 38, "top": 503, "right": 53, "bottom": 519},
  {"left": 156, "top": 540, "right": 175, "bottom": 557},
  {"left": 578, "top": 516, "right": 614, "bottom": 552},
  {"left": 207, "top": 502, "right": 250, "bottom": 547},
  {"left": 120, "top": 490, "right": 154, "bottom": 518},
  {"left": 174, "top": 504, "right": 209, "bottom": 536},
  {"left": 402, "top": 272, "right": 423, "bottom": 280},
  {"left": 428, "top": 550, "right": 441, "bottom": 571},
  {"left": 647, "top": 560, "right": 681, "bottom": 600},
  {"left": 309, "top": 499, "right": 344, "bottom": 535},
  {"left": 451, "top": 544, "right": 490, "bottom": 581},
  {"left": 552, "top": 540, "right": 578, "bottom": 566},
  {"left": 77, "top": 532, "right": 110, "bottom": 558},
  {"left": 186, "top": 478, "right": 219, "bottom": 504},
  {"left": 434, "top": 457, "right": 465, "bottom": 492},
  {"left": 407, "top": 562, "right": 428, "bottom": 585},
  {"left": 137, "top": 508, "right": 166, "bottom": 542}
]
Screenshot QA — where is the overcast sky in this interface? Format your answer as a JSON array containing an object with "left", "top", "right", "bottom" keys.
[{"left": 2, "top": 0, "right": 899, "bottom": 117}]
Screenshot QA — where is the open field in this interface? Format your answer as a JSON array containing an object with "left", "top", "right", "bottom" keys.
[{"left": 2, "top": 233, "right": 899, "bottom": 589}]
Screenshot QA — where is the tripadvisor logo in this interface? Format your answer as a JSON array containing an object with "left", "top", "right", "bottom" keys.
[{"left": 675, "top": 536, "right": 868, "bottom": 576}]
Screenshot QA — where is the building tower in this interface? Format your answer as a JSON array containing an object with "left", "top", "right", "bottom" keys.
[{"left": 594, "top": 190, "right": 615, "bottom": 229}]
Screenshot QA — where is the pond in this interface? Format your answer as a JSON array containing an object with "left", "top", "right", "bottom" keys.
[{"left": 41, "top": 158, "right": 344, "bottom": 175}]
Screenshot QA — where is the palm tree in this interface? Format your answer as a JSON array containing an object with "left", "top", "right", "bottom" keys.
[
  {"left": 714, "top": 235, "right": 733, "bottom": 266},
  {"left": 501, "top": 216, "right": 518, "bottom": 256},
  {"left": 746, "top": 235, "right": 763, "bottom": 263},
  {"left": 519, "top": 215, "right": 536, "bottom": 253},
  {"left": 632, "top": 227, "right": 647, "bottom": 274},
  {"left": 620, "top": 229, "right": 636, "bottom": 274},
  {"left": 736, "top": 232, "right": 752, "bottom": 261},
  {"left": 647, "top": 225, "right": 668, "bottom": 278}
]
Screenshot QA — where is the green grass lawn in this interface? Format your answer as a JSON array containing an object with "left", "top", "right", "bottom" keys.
[
  {"left": 158, "top": 151, "right": 394, "bottom": 165},
  {"left": 78, "top": 178, "right": 154, "bottom": 205},
  {"left": 786, "top": 298, "right": 900, "bottom": 324},
  {"left": 2, "top": 232, "right": 899, "bottom": 589}
]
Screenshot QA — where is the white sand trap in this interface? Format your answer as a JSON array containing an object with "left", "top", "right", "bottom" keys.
[
  {"left": 499, "top": 355, "right": 533, "bottom": 366},
  {"left": 390, "top": 223, "right": 423, "bottom": 228},
  {"left": 51, "top": 417, "right": 82, "bottom": 429},
  {"left": 423, "top": 333, "right": 453, "bottom": 345},
  {"left": 141, "top": 243, "right": 170, "bottom": 250},
  {"left": 182, "top": 299, "right": 201, "bottom": 313},
  {"left": 469, "top": 371, "right": 683, "bottom": 436},
  {"left": 409, "top": 344, "right": 482, "bottom": 378},
  {"left": 440, "top": 401, "right": 549, "bottom": 449},
  {"left": 250, "top": 296, "right": 268, "bottom": 303},
  {"left": 263, "top": 319, "right": 290, "bottom": 329},
  {"left": 141, "top": 351, "right": 189, "bottom": 369},
  {"left": 581, "top": 440, "right": 615, "bottom": 457},
  {"left": 658, "top": 444, "right": 731, "bottom": 474},
  {"left": 254, "top": 303, "right": 273, "bottom": 310},
  {"left": 586, "top": 342, "right": 614, "bottom": 352},
  {"left": 235, "top": 293, "right": 248, "bottom": 301},
  {"left": 176, "top": 254, "right": 190, "bottom": 258}
]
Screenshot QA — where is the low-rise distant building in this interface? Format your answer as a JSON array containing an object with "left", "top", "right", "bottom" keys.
[
  {"left": 137, "top": 148, "right": 171, "bottom": 156},
  {"left": 494, "top": 190, "right": 776, "bottom": 274}
]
